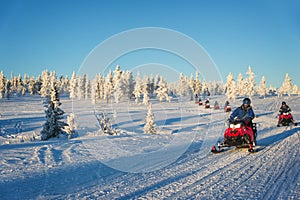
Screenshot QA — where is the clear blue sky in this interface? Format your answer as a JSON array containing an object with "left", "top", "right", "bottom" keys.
[{"left": 0, "top": 0, "right": 299, "bottom": 87}]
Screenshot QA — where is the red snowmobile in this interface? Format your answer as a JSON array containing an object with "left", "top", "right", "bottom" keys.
[
  {"left": 198, "top": 100, "right": 203, "bottom": 106},
  {"left": 214, "top": 101, "right": 220, "bottom": 110},
  {"left": 211, "top": 119, "right": 257, "bottom": 153},
  {"left": 277, "top": 112, "right": 298, "bottom": 126},
  {"left": 205, "top": 100, "right": 210, "bottom": 108},
  {"left": 224, "top": 105, "right": 231, "bottom": 112},
  {"left": 224, "top": 101, "right": 231, "bottom": 112}
]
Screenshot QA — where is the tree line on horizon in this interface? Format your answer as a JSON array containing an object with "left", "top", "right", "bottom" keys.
[
  {"left": 0, "top": 65, "right": 299, "bottom": 103},
  {"left": 0, "top": 65, "right": 299, "bottom": 140}
]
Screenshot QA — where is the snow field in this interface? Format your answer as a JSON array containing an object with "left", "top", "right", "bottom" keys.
[{"left": 0, "top": 95, "right": 299, "bottom": 199}]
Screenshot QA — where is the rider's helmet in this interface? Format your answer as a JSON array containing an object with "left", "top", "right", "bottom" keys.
[{"left": 243, "top": 98, "right": 251, "bottom": 105}]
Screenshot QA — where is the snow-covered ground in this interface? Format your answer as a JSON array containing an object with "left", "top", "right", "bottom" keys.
[{"left": 0, "top": 95, "right": 299, "bottom": 199}]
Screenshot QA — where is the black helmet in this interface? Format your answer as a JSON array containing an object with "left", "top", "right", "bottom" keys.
[
  {"left": 282, "top": 101, "right": 286, "bottom": 105},
  {"left": 243, "top": 98, "right": 251, "bottom": 105}
]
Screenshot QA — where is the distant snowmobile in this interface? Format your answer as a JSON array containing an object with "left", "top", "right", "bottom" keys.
[
  {"left": 198, "top": 99, "right": 203, "bottom": 106},
  {"left": 211, "top": 118, "right": 257, "bottom": 153},
  {"left": 224, "top": 101, "right": 231, "bottom": 112},
  {"left": 214, "top": 101, "right": 220, "bottom": 110},
  {"left": 277, "top": 112, "right": 298, "bottom": 127},
  {"left": 224, "top": 105, "right": 231, "bottom": 112},
  {"left": 205, "top": 100, "right": 210, "bottom": 109}
]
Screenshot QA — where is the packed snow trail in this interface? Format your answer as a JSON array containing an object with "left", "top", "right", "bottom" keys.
[{"left": 0, "top": 96, "right": 299, "bottom": 199}]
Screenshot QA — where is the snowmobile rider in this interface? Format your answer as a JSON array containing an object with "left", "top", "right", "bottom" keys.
[
  {"left": 277, "top": 101, "right": 297, "bottom": 126},
  {"left": 224, "top": 101, "right": 230, "bottom": 107},
  {"left": 229, "top": 98, "right": 255, "bottom": 127}
]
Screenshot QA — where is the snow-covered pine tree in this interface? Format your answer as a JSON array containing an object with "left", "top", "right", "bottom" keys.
[
  {"left": 5, "top": 79, "right": 11, "bottom": 99},
  {"left": 28, "top": 76, "right": 36, "bottom": 95},
  {"left": 225, "top": 72, "right": 236, "bottom": 100},
  {"left": 245, "top": 66, "right": 256, "bottom": 98},
  {"left": 133, "top": 72, "right": 143, "bottom": 103},
  {"left": 69, "top": 71, "right": 77, "bottom": 100},
  {"left": 40, "top": 70, "right": 49, "bottom": 97},
  {"left": 201, "top": 80, "right": 208, "bottom": 96},
  {"left": 0, "top": 71, "right": 7, "bottom": 99},
  {"left": 236, "top": 73, "right": 245, "bottom": 96},
  {"left": 104, "top": 71, "right": 114, "bottom": 103},
  {"left": 122, "top": 71, "right": 135, "bottom": 100},
  {"left": 84, "top": 74, "right": 90, "bottom": 100},
  {"left": 149, "top": 74, "right": 155, "bottom": 97},
  {"left": 144, "top": 103, "right": 157, "bottom": 134},
  {"left": 292, "top": 85, "right": 299, "bottom": 95},
  {"left": 142, "top": 76, "right": 150, "bottom": 105},
  {"left": 41, "top": 74, "right": 67, "bottom": 140},
  {"left": 112, "top": 65, "right": 122, "bottom": 86},
  {"left": 91, "top": 74, "right": 104, "bottom": 104},
  {"left": 61, "top": 75, "right": 70, "bottom": 95},
  {"left": 257, "top": 76, "right": 268, "bottom": 98},
  {"left": 113, "top": 76, "right": 126, "bottom": 103},
  {"left": 76, "top": 76, "right": 84, "bottom": 100},
  {"left": 278, "top": 73, "right": 293, "bottom": 97},
  {"left": 194, "top": 71, "right": 201, "bottom": 96},
  {"left": 155, "top": 78, "right": 172, "bottom": 102},
  {"left": 177, "top": 73, "right": 189, "bottom": 96},
  {"left": 189, "top": 74, "right": 195, "bottom": 95},
  {"left": 65, "top": 112, "right": 78, "bottom": 138}
]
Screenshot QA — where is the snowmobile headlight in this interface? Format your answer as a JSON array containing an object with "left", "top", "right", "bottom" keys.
[{"left": 230, "top": 123, "right": 241, "bottom": 129}]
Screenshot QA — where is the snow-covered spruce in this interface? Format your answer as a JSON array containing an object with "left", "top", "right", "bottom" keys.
[
  {"left": 64, "top": 112, "right": 78, "bottom": 139},
  {"left": 40, "top": 74, "right": 68, "bottom": 140},
  {"left": 144, "top": 103, "right": 157, "bottom": 134}
]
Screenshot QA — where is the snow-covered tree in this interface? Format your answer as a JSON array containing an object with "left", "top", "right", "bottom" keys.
[
  {"left": 142, "top": 76, "right": 150, "bottom": 105},
  {"left": 201, "top": 80, "right": 209, "bottom": 96},
  {"left": 113, "top": 76, "right": 126, "bottom": 103},
  {"left": 104, "top": 71, "right": 114, "bottom": 103},
  {"left": 41, "top": 75, "right": 67, "bottom": 140},
  {"left": 144, "top": 103, "right": 157, "bottom": 134},
  {"left": 148, "top": 74, "right": 155, "bottom": 97},
  {"left": 69, "top": 71, "right": 77, "bottom": 99},
  {"left": 59, "top": 75, "right": 69, "bottom": 95},
  {"left": 278, "top": 73, "right": 293, "bottom": 97},
  {"left": 112, "top": 65, "right": 122, "bottom": 86},
  {"left": 91, "top": 74, "right": 104, "bottom": 104},
  {"left": 257, "top": 76, "right": 268, "bottom": 97},
  {"left": 122, "top": 71, "right": 135, "bottom": 100},
  {"left": 155, "top": 78, "right": 172, "bottom": 102},
  {"left": 64, "top": 112, "right": 78, "bottom": 138},
  {"left": 225, "top": 72, "right": 236, "bottom": 99},
  {"left": 133, "top": 72, "right": 143, "bottom": 103},
  {"left": 28, "top": 76, "right": 37, "bottom": 95},
  {"left": 194, "top": 71, "right": 201, "bottom": 95},
  {"left": 245, "top": 66, "right": 256, "bottom": 98},
  {"left": 76, "top": 76, "right": 84, "bottom": 100},
  {"left": 5, "top": 79, "right": 11, "bottom": 99},
  {"left": 292, "top": 85, "right": 299, "bottom": 95},
  {"left": 84, "top": 74, "right": 90, "bottom": 100},
  {"left": 0, "top": 71, "right": 7, "bottom": 99},
  {"left": 236, "top": 73, "right": 245, "bottom": 96},
  {"left": 177, "top": 73, "right": 189, "bottom": 96},
  {"left": 40, "top": 70, "right": 50, "bottom": 97}
]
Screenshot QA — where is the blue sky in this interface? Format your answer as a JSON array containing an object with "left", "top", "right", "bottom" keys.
[{"left": 0, "top": 0, "right": 299, "bottom": 87}]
